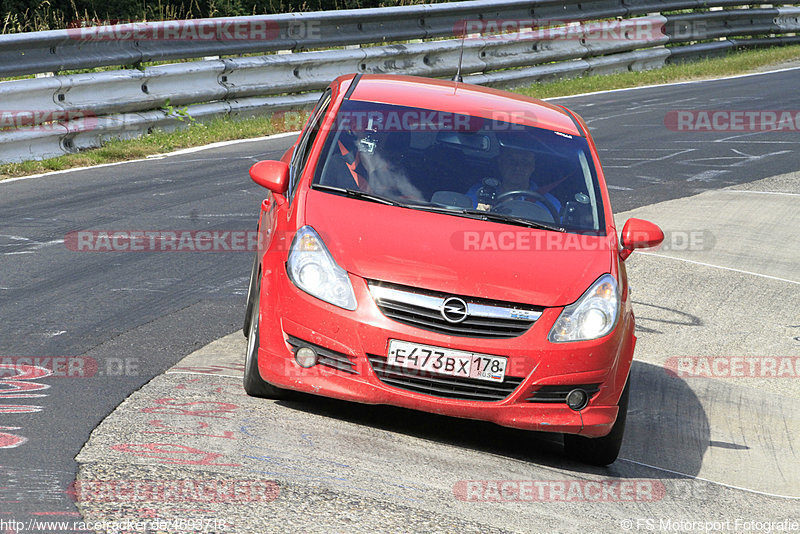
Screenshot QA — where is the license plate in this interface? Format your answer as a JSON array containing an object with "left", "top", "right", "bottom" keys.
[{"left": 387, "top": 340, "right": 507, "bottom": 382}]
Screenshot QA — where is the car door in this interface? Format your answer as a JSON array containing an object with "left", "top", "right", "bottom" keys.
[{"left": 257, "top": 89, "right": 333, "bottom": 260}]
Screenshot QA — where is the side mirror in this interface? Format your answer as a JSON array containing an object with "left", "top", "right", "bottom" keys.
[
  {"left": 250, "top": 160, "right": 289, "bottom": 194},
  {"left": 619, "top": 218, "right": 664, "bottom": 260}
]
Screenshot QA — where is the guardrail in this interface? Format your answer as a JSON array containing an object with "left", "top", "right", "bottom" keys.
[{"left": 1, "top": 0, "right": 799, "bottom": 164}]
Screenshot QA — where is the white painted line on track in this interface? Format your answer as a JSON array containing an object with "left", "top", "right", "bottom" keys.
[
  {"left": 0, "top": 131, "right": 300, "bottom": 185},
  {"left": 725, "top": 190, "right": 800, "bottom": 196},
  {"left": 145, "top": 131, "right": 299, "bottom": 159},
  {"left": 549, "top": 66, "right": 800, "bottom": 101},
  {"left": 165, "top": 371, "right": 242, "bottom": 379},
  {"left": 619, "top": 458, "right": 800, "bottom": 500},
  {"left": 0, "top": 237, "right": 64, "bottom": 255},
  {"left": 637, "top": 252, "right": 800, "bottom": 285}
]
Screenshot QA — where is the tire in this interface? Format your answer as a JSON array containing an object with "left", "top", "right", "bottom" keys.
[
  {"left": 243, "top": 252, "right": 259, "bottom": 337},
  {"left": 563, "top": 378, "right": 630, "bottom": 467},
  {"left": 243, "top": 274, "right": 290, "bottom": 399}
]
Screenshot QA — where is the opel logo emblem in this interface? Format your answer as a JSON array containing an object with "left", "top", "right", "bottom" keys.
[{"left": 441, "top": 297, "right": 469, "bottom": 323}]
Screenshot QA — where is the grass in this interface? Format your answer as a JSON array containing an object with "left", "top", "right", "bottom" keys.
[
  {"left": 516, "top": 45, "right": 800, "bottom": 100},
  {"left": 1, "top": 44, "right": 799, "bottom": 180}
]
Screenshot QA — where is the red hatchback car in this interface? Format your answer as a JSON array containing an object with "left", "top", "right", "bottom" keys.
[{"left": 243, "top": 74, "right": 663, "bottom": 466}]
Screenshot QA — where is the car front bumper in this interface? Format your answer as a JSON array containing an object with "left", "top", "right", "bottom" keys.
[{"left": 257, "top": 266, "right": 634, "bottom": 438}]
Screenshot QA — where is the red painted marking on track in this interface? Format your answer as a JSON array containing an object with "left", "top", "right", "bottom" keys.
[
  {"left": 133, "top": 508, "right": 159, "bottom": 518},
  {"left": 143, "top": 430, "right": 236, "bottom": 439},
  {"left": 0, "top": 379, "right": 49, "bottom": 398},
  {"left": 0, "top": 364, "right": 52, "bottom": 380},
  {"left": 143, "top": 419, "right": 235, "bottom": 439},
  {"left": 0, "top": 364, "right": 51, "bottom": 448},
  {"left": 0, "top": 405, "right": 42, "bottom": 414},
  {"left": 141, "top": 398, "right": 238, "bottom": 419},
  {"left": 111, "top": 443, "right": 241, "bottom": 466},
  {"left": 0, "top": 427, "right": 26, "bottom": 449},
  {"left": 171, "top": 364, "right": 244, "bottom": 375}
]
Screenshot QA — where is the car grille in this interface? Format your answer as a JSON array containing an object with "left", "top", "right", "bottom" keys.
[
  {"left": 526, "top": 384, "right": 601, "bottom": 403},
  {"left": 285, "top": 335, "right": 357, "bottom": 374},
  {"left": 368, "top": 281, "right": 542, "bottom": 339},
  {"left": 367, "top": 354, "right": 524, "bottom": 402}
]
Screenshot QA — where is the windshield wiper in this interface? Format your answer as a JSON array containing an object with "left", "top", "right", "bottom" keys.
[
  {"left": 311, "top": 184, "right": 404, "bottom": 207},
  {"left": 466, "top": 209, "right": 567, "bottom": 233},
  {"left": 311, "top": 187, "right": 566, "bottom": 232},
  {"left": 408, "top": 204, "right": 566, "bottom": 232}
]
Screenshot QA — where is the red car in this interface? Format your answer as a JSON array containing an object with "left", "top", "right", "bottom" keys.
[{"left": 243, "top": 74, "right": 663, "bottom": 466}]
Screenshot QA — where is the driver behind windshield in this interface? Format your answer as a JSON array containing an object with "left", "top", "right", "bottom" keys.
[
  {"left": 466, "top": 146, "right": 561, "bottom": 216},
  {"left": 329, "top": 128, "right": 423, "bottom": 201}
]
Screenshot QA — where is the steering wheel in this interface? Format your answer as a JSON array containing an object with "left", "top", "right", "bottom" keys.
[{"left": 491, "top": 190, "right": 560, "bottom": 222}]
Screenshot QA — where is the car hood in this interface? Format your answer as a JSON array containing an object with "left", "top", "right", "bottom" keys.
[{"left": 303, "top": 190, "right": 612, "bottom": 307}]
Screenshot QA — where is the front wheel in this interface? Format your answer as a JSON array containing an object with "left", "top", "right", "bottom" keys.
[
  {"left": 243, "top": 274, "right": 291, "bottom": 399},
  {"left": 563, "top": 378, "right": 630, "bottom": 466}
]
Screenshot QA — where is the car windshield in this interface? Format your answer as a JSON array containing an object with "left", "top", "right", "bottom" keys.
[{"left": 313, "top": 100, "right": 606, "bottom": 234}]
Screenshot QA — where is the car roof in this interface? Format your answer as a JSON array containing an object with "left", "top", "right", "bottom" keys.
[{"left": 345, "top": 74, "right": 582, "bottom": 136}]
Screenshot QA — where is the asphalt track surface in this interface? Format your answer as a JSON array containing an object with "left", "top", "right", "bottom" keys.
[{"left": 1, "top": 67, "right": 799, "bottom": 532}]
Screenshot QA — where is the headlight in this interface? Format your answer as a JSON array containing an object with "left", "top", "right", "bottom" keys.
[
  {"left": 287, "top": 226, "right": 357, "bottom": 311},
  {"left": 548, "top": 274, "right": 619, "bottom": 342}
]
